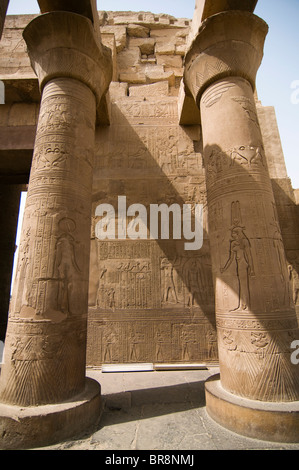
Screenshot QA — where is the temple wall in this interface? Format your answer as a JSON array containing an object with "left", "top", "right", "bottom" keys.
[{"left": 0, "top": 11, "right": 298, "bottom": 366}]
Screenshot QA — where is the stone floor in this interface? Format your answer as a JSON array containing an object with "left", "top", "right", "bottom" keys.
[{"left": 34, "top": 366, "right": 299, "bottom": 451}]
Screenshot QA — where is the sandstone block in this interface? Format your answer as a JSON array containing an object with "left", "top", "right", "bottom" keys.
[
  {"left": 175, "top": 45, "right": 186, "bottom": 56},
  {"left": 156, "top": 54, "right": 183, "bottom": 69},
  {"left": 109, "top": 81, "right": 128, "bottom": 99},
  {"left": 100, "top": 25, "right": 127, "bottom": 52},
  {"left": 146, "top": 69, "right": 175, "bottom": 87},
  {"left": 117, "top": 47, "right": 140, "bottom": 70},
  {"left": 127, "top": 23, "right": 149, "bottom": 38},
  {"left": 138, "top": 38, "right": 156, "bottom": 56},
  {"left": 129, "top": 80, "right": 169, "bottom": 99},
  {"left": 155, "top": 42, "right": 176, "bottom": 55},
  {"left": 119, "top": 71, "right": 146, "bottom": 84}
]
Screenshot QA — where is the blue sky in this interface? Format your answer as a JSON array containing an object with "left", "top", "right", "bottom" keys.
[{"left": 6, "top": 0, "right": 299, "bottom": 189}]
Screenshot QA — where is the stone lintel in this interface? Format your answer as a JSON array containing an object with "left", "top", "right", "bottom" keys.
[
  {"left": 0, "top": 126, "right": 35, "bottom": 182},
  {"left": 0, "top": 78, "right": 40, "bottom": 103},
  {"left": 0, "top": 126, "right": 36, "bottom": 151}
]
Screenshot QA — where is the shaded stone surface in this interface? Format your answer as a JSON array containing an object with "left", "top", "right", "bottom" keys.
[
  {"left": 0, "top": 9, "right": 298, "bottom": 371},
  {"left": 30, "top": 369, "right": 299, "bottom": 450},
  {"left": 184, "top": 8, "right": 299, "bottom": 404},
  {"left": 0, "top": 2, "right": 298, "bottom": 449},
  {"left": 0, "top": 9, "right": 112, "bottom": 450}
]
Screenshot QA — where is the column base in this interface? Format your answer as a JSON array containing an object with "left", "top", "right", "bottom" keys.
[
  {"left": 0, "top": 378, "right": 101, "bottom": 450},
  {"left": 205, "top": 374, "right": 299, "bottom": 443}
]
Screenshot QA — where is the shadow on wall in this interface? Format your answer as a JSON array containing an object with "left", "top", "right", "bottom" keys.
[
  {"left": 87, "top": 98, "right": 299, "bottom": 372},
  {"left": 3, "top": 90, "right": 299, "bottom": 371}
]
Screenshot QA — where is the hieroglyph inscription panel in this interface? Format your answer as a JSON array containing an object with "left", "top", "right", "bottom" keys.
[{"left": 87, "top": 94, "right": 217, "bottom": 365}]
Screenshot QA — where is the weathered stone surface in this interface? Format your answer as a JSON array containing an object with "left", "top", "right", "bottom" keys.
[
  {"left": 0, "top": 15, "right": 37, "bottom": 80},
  {"left": 184, "top": 5, "right": 299, "bottom": 443},
  {"left": 156, "top": 42, "right": 176, "bottom": 56},
  {"left": 138, "top": 38, "right": 156, "bottom": 56},
  {"left": 127, "top": 23, "right": 149, "bottom": 38},
  {"left": 129, "top": 81, "right": 169, "bottom": 99},
  {"left": 119, "top": 71, "right": 146, "bottom": 84},
  {"left": 101, "top": 25, "right": 127, "bottom": 52},
  {"left": 0, "top": 5, "right": 299, "bottom": 449},
  {"left": 117, "top": 46, "right": 140, "bottom": 70},
  {"left": 0, "top": 9, "right": 112, "bottom": 449},
  {"left": 109, "top": 81, "right": 128, "bottom": 99},
  {"left": 156, "top": 54, "right": 183, "bottom": 69}
]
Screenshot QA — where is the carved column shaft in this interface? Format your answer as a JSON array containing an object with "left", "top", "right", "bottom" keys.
[
  {"left": 0, "top": 11, "right": 112, "bottom": 407},
  {"left": 185, "top": 11, "right": 299, "bottom": 402},
  {"left": 0, "top": 78, "right": 96, "bottom": 406}
]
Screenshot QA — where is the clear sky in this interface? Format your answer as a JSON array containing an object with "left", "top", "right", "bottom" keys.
[{"left": 5, "top": 0, "right": 299, "bottom": 189}]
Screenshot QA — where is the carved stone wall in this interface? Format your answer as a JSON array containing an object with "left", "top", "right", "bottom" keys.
[
  {"left": 87, "top": 81, "right": 217, "bottom": 365},
  {"left": 0, "top": 11, "right": 298, "bottom": 367}
]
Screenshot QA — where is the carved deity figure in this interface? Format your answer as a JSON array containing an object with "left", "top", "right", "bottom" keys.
[
  {"left": 54, "top": 218, "right": 81, "bottom": 315},
  {"left": 289, "top": 261, "right": 299, "bottom": 307},
  {"left": 221, "top": 202, "right": 254, "bottom": 312},
  {"left": 186, "top": 258, "right": 201, "bottom": 307},
  {"left": 161, "top": 258, "right": 178, "bottom": 304}
]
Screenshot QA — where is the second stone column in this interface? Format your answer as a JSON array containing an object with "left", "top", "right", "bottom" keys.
[{"left": 184, "top": 10, "right": 299, "bottom": 442}]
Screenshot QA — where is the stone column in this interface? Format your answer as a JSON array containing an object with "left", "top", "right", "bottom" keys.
[
  {"left": 0, "top": 11, "right": 112, "bottom": 450},
  {"left": 0, "top": 185, "right": 21, "bottom": 342},
  {"left": 184, "top": 10, "right": 299, "bottom": 442}
]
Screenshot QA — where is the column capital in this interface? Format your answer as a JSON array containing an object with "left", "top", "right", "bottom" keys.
[
  {"left": 184, "top": 10, "right": 268, "bottom": 106},
  {"left": 23, "top": 11, "right": 112, "bottom": 113}
]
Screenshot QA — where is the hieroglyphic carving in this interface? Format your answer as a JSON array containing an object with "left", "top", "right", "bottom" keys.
[
  {"left": 206, "top": 144, "right": 265, "bottom": 186},
  {"left": 0, "top": 318, "right": 87, "bottom": 406},
  {"left": 201, "top": 80, "right": 237, "bottom": 108},
  {"left": 1, "top": 77, "right": 98, "bottom": 407},
  {"left": 288, "top": 251, "right": 299, "bottom": 307},
  {"left": 53, "top": 217, "right": 82, "bottom": 316},
  {"left": 161, "top": 257, "right": 178, "bottom": 304},
  {"left": 221, "top": 201, "right": 254, "bottom": 312},
  {"left": 231, "top": 96, "right": 260, "bottom": 128},
  {"left": 87, "top": 315, "right": 218, "bottom": 365},
  {"left": 88, "top": 89, "right": 216, "bottom": 366},
  {"left": 230, "top": 145, "right": 264, "bottom": 169},
  {"left": 196, "top": 72, "right": 299, "bottom": 402}
]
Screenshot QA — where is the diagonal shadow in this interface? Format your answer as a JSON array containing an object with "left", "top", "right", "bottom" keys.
[
  {"left": 92, "top": 100, "right": 215, "bottom": 304},
  {"left": 91, "top": 96, "right": 299, "bottom": 390},
  {"left": 90, "top": 96, "right": 217, "bottom": 363},
  {"left": 80, "top": 378, "right": 208, "bottom": 442}
]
